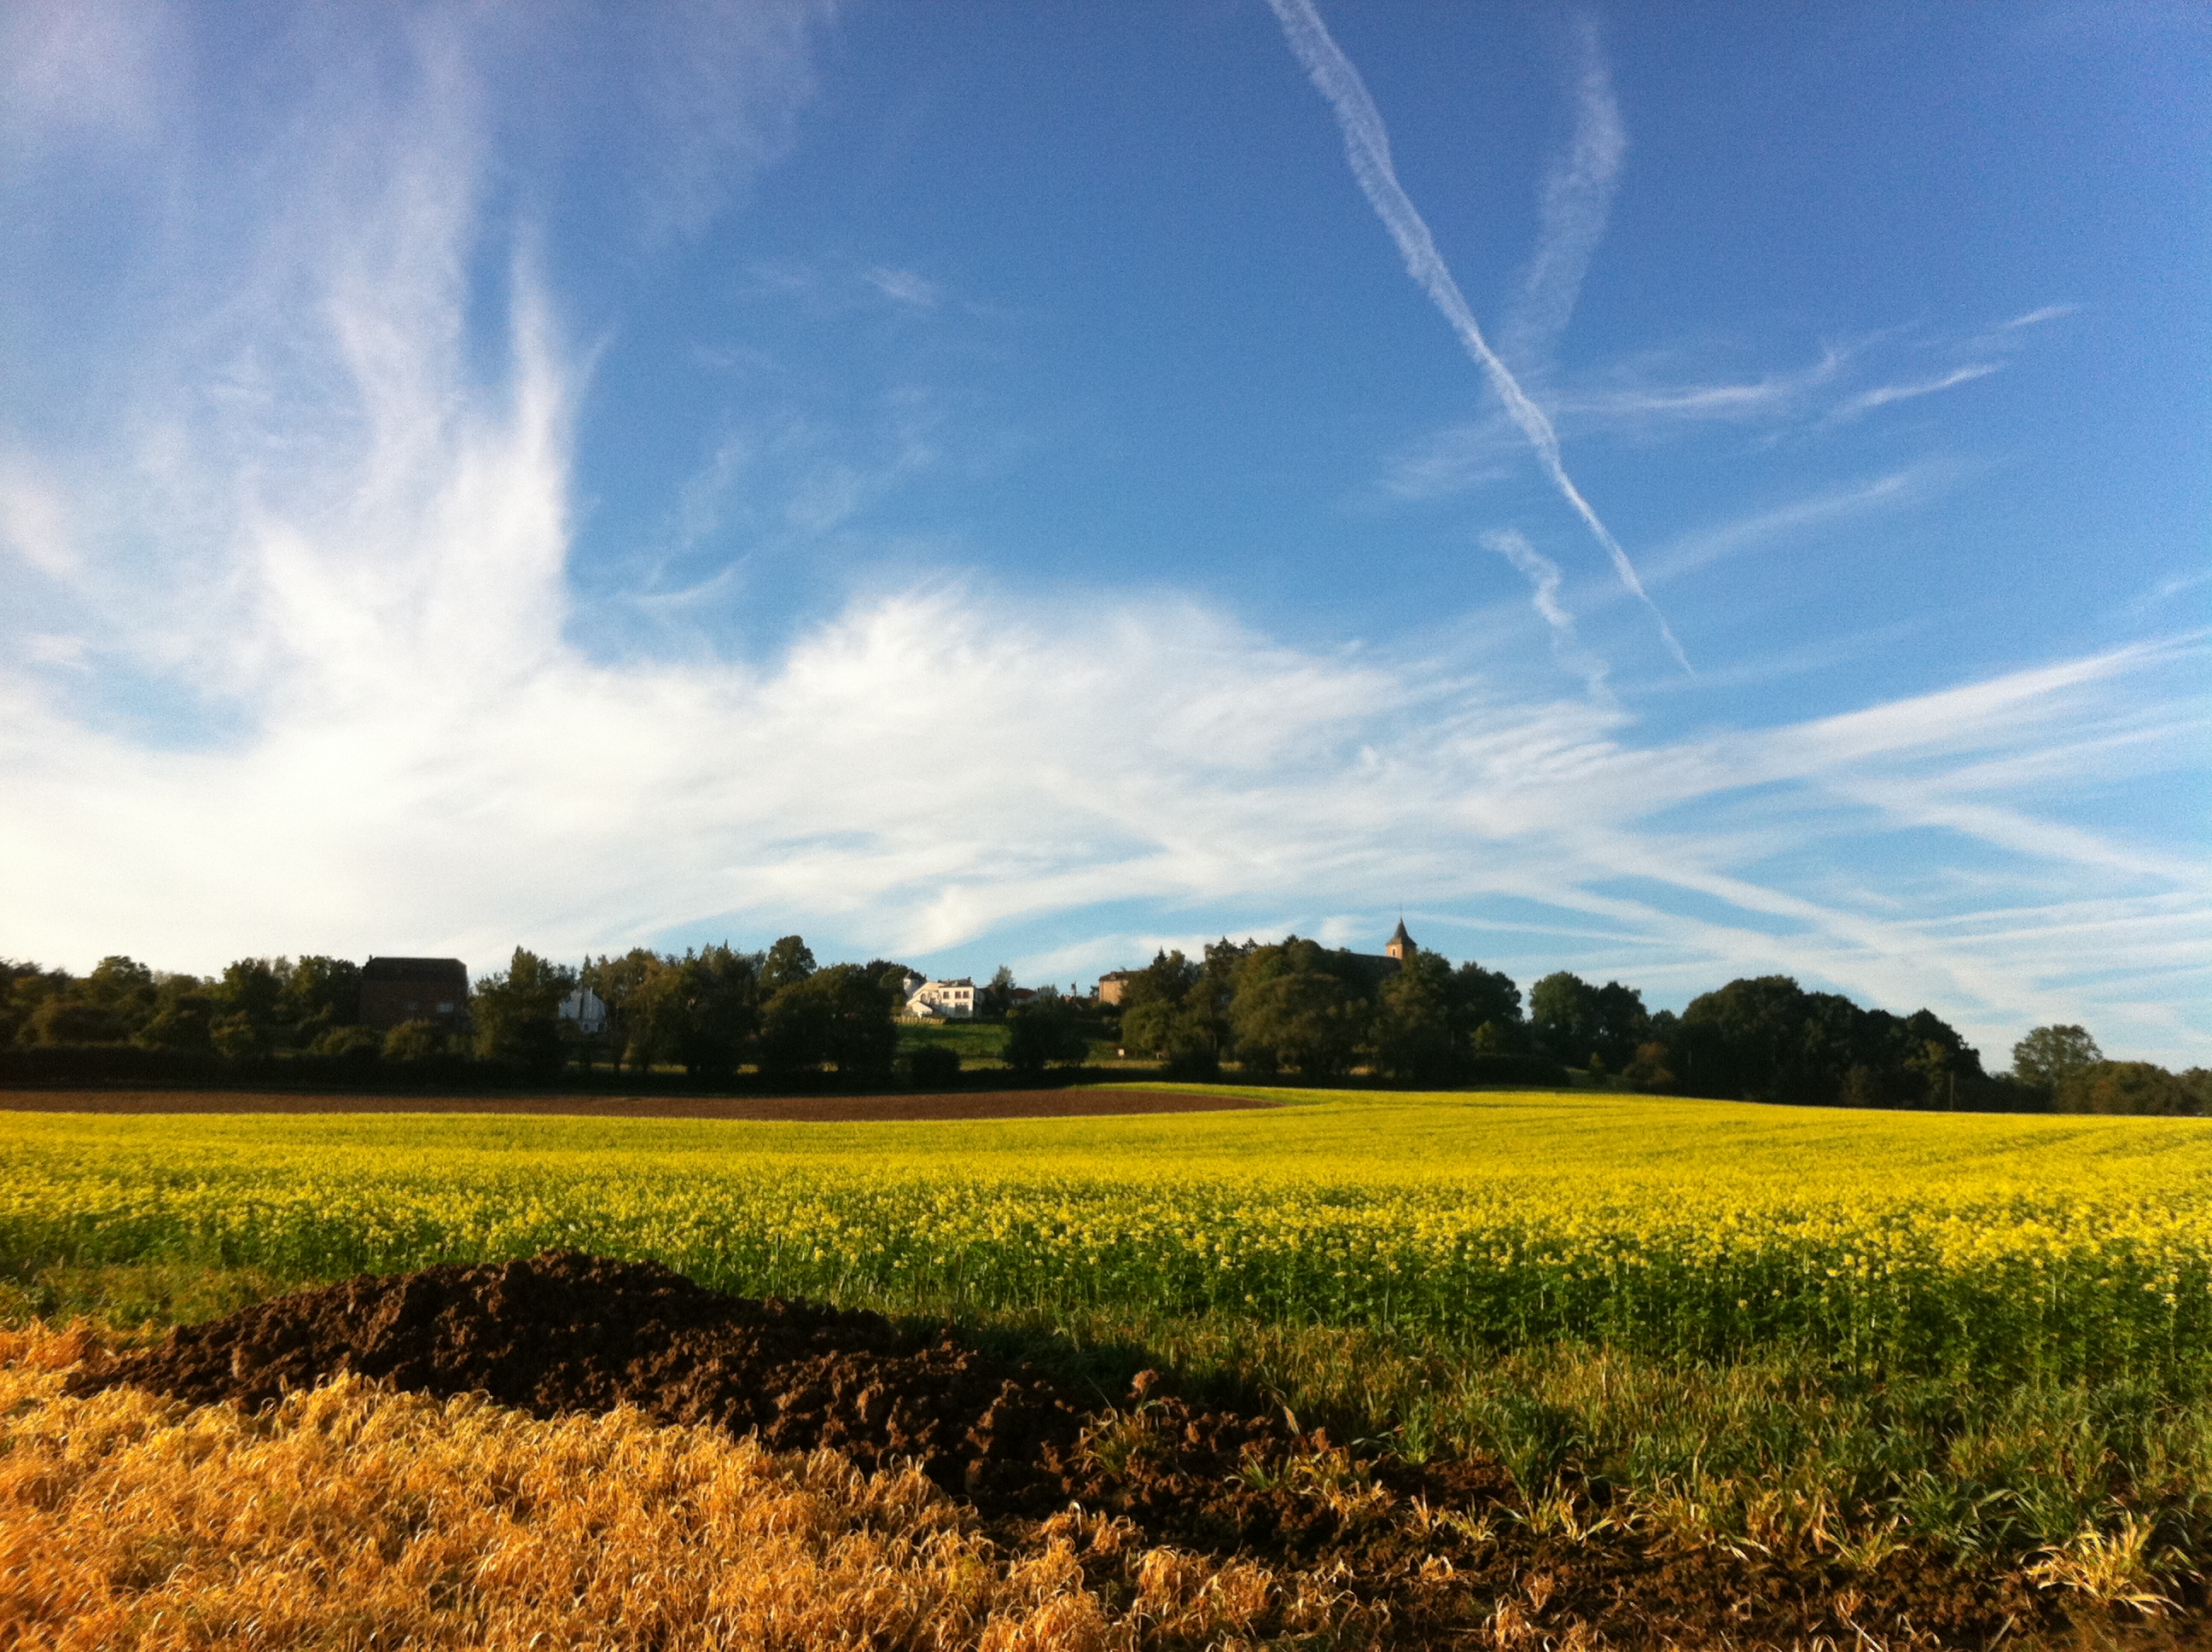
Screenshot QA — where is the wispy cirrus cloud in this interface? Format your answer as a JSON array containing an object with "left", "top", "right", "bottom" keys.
[
  {"left": 1264, "top": 0, "right": 1687, "bottom": 669},
  {"left": 864, "top": 266, "right": 943, "bottom": 309},
  {"left": 1, "top": 3, "right": 2203, "bottom": 1074},
  {"left": 1830, "top": 362, "right": 2002, "bottom": 422},
  {"left": 1639, "top": 465, "right": 1941, "bottom": 585},
  {"left": 1485, "top": 528, "right": 1610, "bottom": 701},
  {"left": 1498, "top": 15, "right": 1625, "bottom": 369},
  {"left": 1385, "top": 298, "right": 2059, "bottom": 508}
]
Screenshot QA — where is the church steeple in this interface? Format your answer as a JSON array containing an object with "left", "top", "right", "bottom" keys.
[{"left": 1385, "top": 917, "right": 1415, "bottom": 961}]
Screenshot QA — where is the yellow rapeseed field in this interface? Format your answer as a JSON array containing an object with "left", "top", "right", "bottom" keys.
[{"left": 2, "top": 1089, "right": 2207, "bottom": 1382}]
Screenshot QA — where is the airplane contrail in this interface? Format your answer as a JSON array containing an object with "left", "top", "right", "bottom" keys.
[
  {"left": 1499, "top": 15, "right": 1626, "bottom": 367},
  {"left": 1264, "top": 0, "right": 1690, "bottom": 671},
  {"left": 1487, "top": 527, "right": 1612, "bottom": 701}
]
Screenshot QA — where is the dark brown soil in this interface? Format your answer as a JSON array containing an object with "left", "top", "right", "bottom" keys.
[
  {"left": 3, "top": 1087, "right": 1268, "bottom": 1121},
  {"left": 69, "top": 1251, "right": 2093, "bottom": 1649}
]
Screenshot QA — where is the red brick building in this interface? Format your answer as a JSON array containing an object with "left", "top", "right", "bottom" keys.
[{"left": 359, "top": 957, "right": 471, "bottom": 1032}]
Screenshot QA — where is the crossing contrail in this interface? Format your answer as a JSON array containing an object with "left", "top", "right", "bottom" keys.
[{"left": 1264, "top": 0, "right": 1689, "bottom": 671}]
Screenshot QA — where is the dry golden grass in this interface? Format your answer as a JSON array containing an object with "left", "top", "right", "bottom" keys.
[{"left": 0, "top": 1325, "right": 1363, "bottom": 1651}]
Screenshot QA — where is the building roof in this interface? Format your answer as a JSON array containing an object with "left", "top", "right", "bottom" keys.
[
  {"left": 1388, "top": 918, "right": 1414, "bottom": 946},
  {"left": 362, "top": 957, "right": 469, "bottom": 985}
]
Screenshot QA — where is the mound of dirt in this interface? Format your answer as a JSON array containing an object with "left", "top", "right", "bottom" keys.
[
  {"left": 71, "top": 1252, "right": 2063, "bottom": 1649},
  {"left": 70, "top": 1250, "right": 1092, "bottom": 1512}
]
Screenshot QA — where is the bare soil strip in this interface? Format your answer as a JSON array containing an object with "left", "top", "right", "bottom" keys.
[{"left": 0, "top": 1086, "right": 1271, "bottom": 1121}]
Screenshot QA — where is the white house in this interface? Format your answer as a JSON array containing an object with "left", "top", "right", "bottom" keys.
[
  {"left": 905, "top": 978, "right": 978, "bottom": 1019},
  {"left": 557, "top": 986, "right": 610, "bottom": 1036}
]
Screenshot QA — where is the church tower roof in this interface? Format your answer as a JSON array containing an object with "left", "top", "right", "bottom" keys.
[{"left": 1385, "top": 916, "right": 1415, "bottom": 960}]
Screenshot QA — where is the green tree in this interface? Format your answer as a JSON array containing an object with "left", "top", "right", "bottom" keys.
[
  {"left": 619, "top": 956, "right": 684, "bottom": 1070},
  {"left": 583, "top": 947, "right": 663, "bottom": 1070},
  {"left": 471, "top": 948, "right": 577, "bottom": 1080},
  {"left": 904, "top": 1044, "right": 962, "bottom": 1087},
  {"left": 136, "top": 974, "right": 218, "bottom": 1052},
  {"left": 0, "top": 961, "right": 51, "bottom": 1045},
  {"left": 1004, "top": 986, "right": 1090, "bottom": 1077},
  {"left": 1116, "top": 951, "right": 1201, "bottom": 1016},
  {"left": 862, "top": 959, "right": 917, "bottom": 1000},
  {"left": 620, "top": 948, "right": 764, "bottom": 1076},
  {"left": 760, "top": 963, "right": 896, "bottom": 1079},
  {"left": 1587, "top": 981, "right": 1649, "bottom": 1069},
  {"left": 1905, "top": 1038, "right": 1957, "bottom": 1111},
  {"left": 667, "top": 945, "right": 764, "bottom": 1077},
  {"left": 1528, "top": 972, "right": 1596, "bottom": 1065},
  {"left": 2056, "top": 1061, "right": 2198, "bottom": 1117},
  {"left": 1118, "top": 996, "right": 1177, "bottom": 1060},
  {"left": 1449, "top": 962, "right": 1524, "bottom": 1047},
  {"left": 382, "top": 1019, "right": 452, "bottom": 1063},
  {"left": 760, "top": 935, "right": 818, "bottom": 997},
  {"left": 83, "top": 957, "right": 160, "bottom": 1037},
  {"left": 312, "top": 1024, "right": 383, "bottom": 1060},
  {"left": 1374, "top": 950, "right": 1459, "bottom": 1081},
  {"left": 1658, "top": 977, "right": 1982, "bottom": 1106},
  {"left": 812, "top": 963, "right": 899, "bottom": 1079},
  {"left": 1113, "top": 949, "right": 1222, "bottom": 1076},
  {"left": 278, "top": 957, "right": 362, "bottom": 1041},
  {"left": 2011, "top": 1025, "right": 2102, "bottom": 1091},
  {"left": 210, "top": 958, "right": 289, "bottom": 1059},
  {"left": 19, "top": 993, "right": 128, "bottom": 1046},
  {"left": 1227, "top": 939, "right": 1369, "bottom": 1078}
]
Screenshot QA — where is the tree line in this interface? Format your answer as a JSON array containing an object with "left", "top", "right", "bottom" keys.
[
  {"left": 1111, "top": 938, "right": 2209, "bottom": 1114},
  {"left": 0, "top": 941, "right": 1097, "bottom": 1086},
  {"left": 3, "top": 939, "right": 2203, "bottom": 1112}
]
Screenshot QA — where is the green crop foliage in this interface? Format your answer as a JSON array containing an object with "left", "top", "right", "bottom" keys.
[{"left": 3, "top": 1088, "right": 2209, "bottom": 1387}]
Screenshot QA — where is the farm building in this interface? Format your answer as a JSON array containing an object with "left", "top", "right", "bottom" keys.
[
  {"left": 359, "top": 957, "right": 471, "bottom": 1032},
  {"left": 557, "top": 986, "right": 609, "bottom": 1036},
  {"left": 905, "top": 978, "right": 978, "bottom": 1019}
]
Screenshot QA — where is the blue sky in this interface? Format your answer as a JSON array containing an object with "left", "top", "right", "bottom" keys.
[{"left": 2, "top": 1, "right": 2206, "bottom": 1066}]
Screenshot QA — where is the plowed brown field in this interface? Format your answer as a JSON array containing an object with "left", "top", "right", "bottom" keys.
[{"left": 0, "top": 1086, "right": 1270, "bottom": 1121}]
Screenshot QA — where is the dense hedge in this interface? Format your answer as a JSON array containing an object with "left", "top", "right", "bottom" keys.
[{"left": 0, "top": 1045, "right": 1122, "bottom": 1096}]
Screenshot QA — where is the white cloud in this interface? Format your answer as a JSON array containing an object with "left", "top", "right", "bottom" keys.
[
  {"left": 1831, "top": 362, "right": 2002, "bottom": 422},
  {"left": 1264, "top": 0, "right": 1686, "bottom": 668},
  {"left": 616, "top": 0, "right": 835, "bottom": 243},
  {"left": 20, "top": 634, "right": 89, "bottom": 670},
  {"left": 1485, "top": 528, "right": 1610, "bottom": 700},
  {"left": 1498, "top": 15, "right": 1626, "bottom": 368},
  {"left": 0, "top": 457, "right": 77, "bottom": 578},
  {"left": 1557, "top": 345, "right": 1851, "bottom": 424},
  {"left": 864, "top": 267, "right": 943, "bottom": 309},
  {"left": 1640, "top": 466, "right": 1938, "bottom": 585},
  {"left": 0, "top": 3, "right": 2204, "bottom": 1073},
  {"left": 0, "top": 0, "right": 171, "bottom": 153}
]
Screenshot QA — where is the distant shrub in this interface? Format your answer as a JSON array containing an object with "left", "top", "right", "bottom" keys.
[
  {"left": 1461, "top": 1054, "right": 1573, "bottom": 1089},
  {"left": 1163, "top": 1045, "right": 1221, "bottom": 1082},
  {"left": 903, "top": 1045, "right": 962, "bottom": 1089},
  {"left": 382, "top": 1021, "right": 452, "bottom": 1064},
  {"left": 313, "top": 1025, "right": 383, "bottom": 1060},
  {"left": 2057, "top": 1061, "right": 2202, "bottom": 1117}
]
